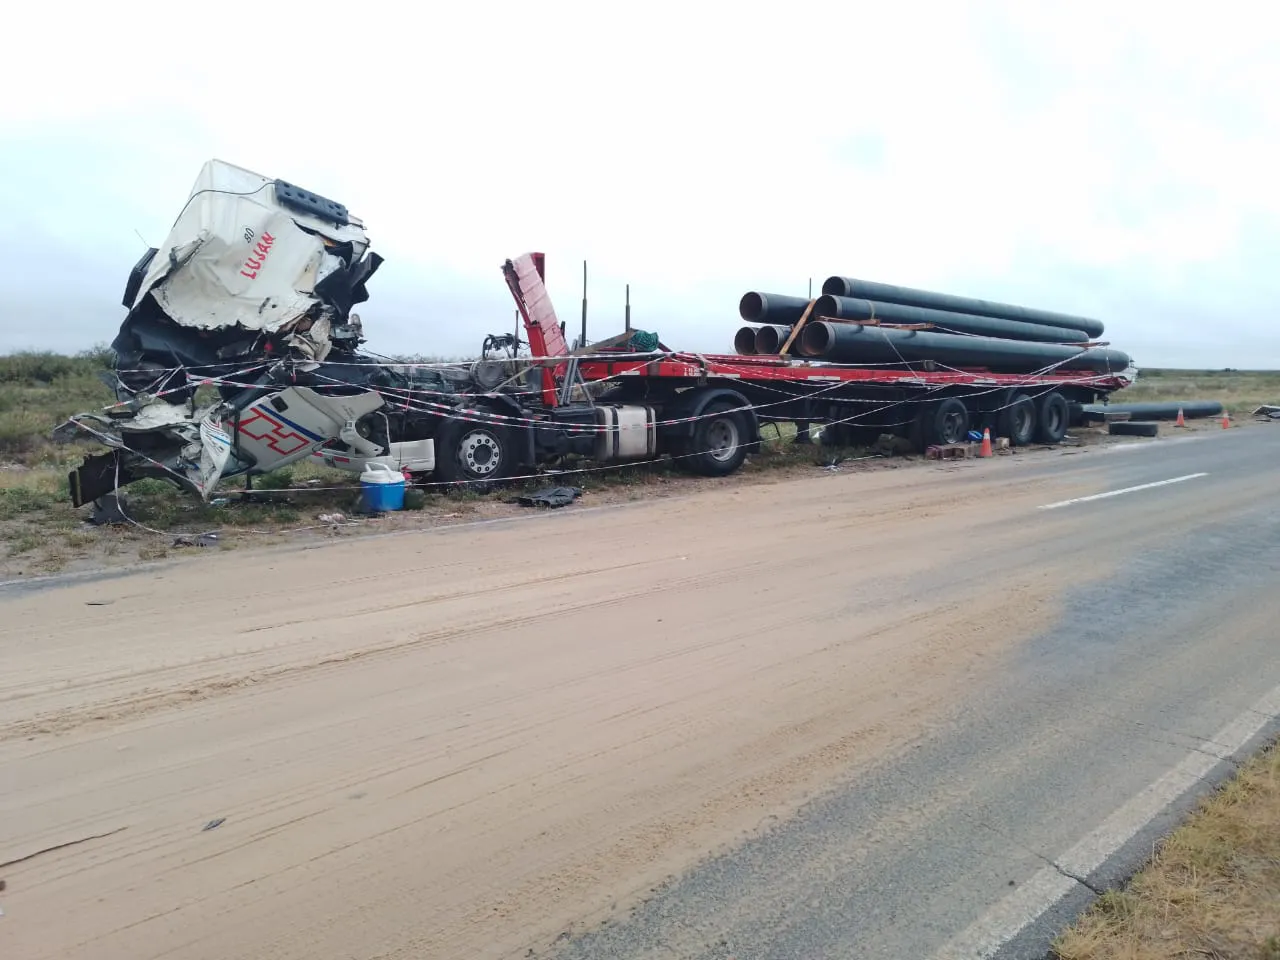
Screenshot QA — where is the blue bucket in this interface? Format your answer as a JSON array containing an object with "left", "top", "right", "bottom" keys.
[{"left": 360, "top": 462, "right": 406, "bottom": 512}]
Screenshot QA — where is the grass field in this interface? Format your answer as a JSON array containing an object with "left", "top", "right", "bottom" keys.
[
  {"left": 1111, "top": 367, "right": 1280, "bottom": 417},
  {"left": 1054, "top": 738, "right": 1280, "bottom": 960}
]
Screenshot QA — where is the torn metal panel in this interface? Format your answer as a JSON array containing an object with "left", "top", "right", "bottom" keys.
[
  {"left": 130, "top": 159, "right": 372, "bottom": 334},
  {"left": 233, "top": 387, "right": 386, "bottom": 474}
]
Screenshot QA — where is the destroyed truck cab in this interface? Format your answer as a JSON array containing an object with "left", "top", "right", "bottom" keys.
[{"left": 65, "top": 160, "right": 453, "bottom": 507}]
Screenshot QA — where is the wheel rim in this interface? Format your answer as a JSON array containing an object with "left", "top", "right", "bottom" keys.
[
  {"left": 1015, "top": 404, "right": 1033, "bottom": 437},
  {"left": 706, "top": 417, "right": 740, "bottom": 462},
  {"left": 459, "top": 429, "right": 502, "bottom": 476},
  {"left": 1046, "top": 405, "right": 1063, "bottom": 434},
  {"left": 941, "top": 410, "right": 967, "bottom": 444}
]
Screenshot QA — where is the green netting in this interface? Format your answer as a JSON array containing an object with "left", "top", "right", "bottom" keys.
[{"left": 628, "top": 330, "right": 660, "bottom": 351}]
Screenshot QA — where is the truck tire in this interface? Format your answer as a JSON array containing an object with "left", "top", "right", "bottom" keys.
[
  {"left": 434, "top": 407, "right": 518, "bottom": 485},
  {"left": 999, "top": 393, "right": 1037, "bottom": 446},
  {"left": 1108, "top": 420, "right": 1159, "bottom": 437},
  {"left": 930, "top": 397, "right": 971, "bottom": 446},
  {"left": 1034, "top": 391, "right": 1070, "bottom": 444},
  {"left": 680, "top": 401, "right": 749, "bottom": 476}
]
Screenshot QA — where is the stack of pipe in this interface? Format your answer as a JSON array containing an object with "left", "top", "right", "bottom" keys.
[{"left": 735, "top": 277, "right": 1131, "bottom": 375}]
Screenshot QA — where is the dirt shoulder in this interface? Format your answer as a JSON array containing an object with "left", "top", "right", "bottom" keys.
[
  {"left": 1054, "top": 738, "right": 1280, "bottom": 960},
  {"left": 0, "top": 416, "right": 1236, "bottom": 582},
  {"left": 0, "top": 451, "right": 1073, "bottom": 960}
]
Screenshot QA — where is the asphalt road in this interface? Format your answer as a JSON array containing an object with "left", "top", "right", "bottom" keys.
[
  {"left": 2, "top": 426, "right": 1278, "bottom": 960},
  {"left": 558, "top": 428, "right": 1280, "bottom": 960}
]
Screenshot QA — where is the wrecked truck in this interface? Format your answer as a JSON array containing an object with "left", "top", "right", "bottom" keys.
[
  {"left": 63, "top": 160, "right": 763, "bottom": 508},
  {"left": 64, "top": 159, "right": 446, "bottom": 506},
  {"left": 64, "top": 160, "right": 1127, "bottom": 511}
]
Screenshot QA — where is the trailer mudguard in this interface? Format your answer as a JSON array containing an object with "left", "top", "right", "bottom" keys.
[{"left": 664, "top": 387, "right": 760, "bottom": 445}]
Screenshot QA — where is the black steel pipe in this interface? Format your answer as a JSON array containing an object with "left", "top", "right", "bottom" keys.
[
  {"left": 821, "top": 276, "right": 1105, "bottom": 338},
  {"left": 734, "top": 325, "right": 761, "bottom": 355},
  {"left": 754, "top": 324, "right": 792, "bottom": 354},
  {"left": 1108, "top": 421, "right": 1160, "bottom": 437},
  {"left": 813, "top": 295, "right": 1090, "bottom": 344},
  {"left": 1081, "top": 400, "right": 1223, "bottom": 421},
  {"left": 798, "top": 321, "right": 1131, "bottom": 373},
  {"left": 738, "top": 292, "right": 812, "bottom": 326}
]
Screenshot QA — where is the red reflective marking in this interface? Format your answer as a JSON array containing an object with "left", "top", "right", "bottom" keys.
[{"left": 238, "top": 409, "right": 312, "bottom": 455}]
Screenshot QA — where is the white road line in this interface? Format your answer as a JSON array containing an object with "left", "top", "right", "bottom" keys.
[
  {"left": 1098, "top": 434, "right": 1209, "bottom": 454},
  {"left": 932, "top": 682, "right": 1280, "bottom": 960},
  {"left": 1038, "top": 473, "right": 1208, "bottom": 510}
]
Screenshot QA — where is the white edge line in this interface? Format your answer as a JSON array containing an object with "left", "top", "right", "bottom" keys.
[
  {"left": 1097, "top": 434, "right": 1210, "bottom": 454},
  {"left": 932, "top": 682, "right": 1280, "bottom": 959},
  {"left": 1038, "top": 473, "right": 1208, "bottom": 510}
]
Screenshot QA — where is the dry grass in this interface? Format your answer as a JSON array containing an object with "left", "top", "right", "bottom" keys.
[
  {"left": 1054, "top": 738, "right": 1280, "bottom": 960},
  {"left": 1113, "top": 369, "right": 1280, "bottom": 418}
]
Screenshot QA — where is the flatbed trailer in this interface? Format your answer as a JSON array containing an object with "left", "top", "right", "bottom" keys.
[
  {"left": 576, "top": 351, "right": 1129, "bottom": 445},
  {"left": 476, "top": 252, "right": 1133, "bottom": 480}
]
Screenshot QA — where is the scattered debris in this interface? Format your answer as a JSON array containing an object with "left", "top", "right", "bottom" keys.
[
  {"left": 926, "top": 443, "right": 977, "bottom": 460},
  {"left": 512, "top": 486, "right": 582, "bottom": 509},
  {"left": 318, "top": 513, "right": 347, "bottom": 525},
  {"left": 172, "top": 533, "right": 219, "bottom": 548},
  {"left": 88, "top": 494, "right": 130, "bottom": 526},
  {"left": 1252, "top": 405, "right": 1280, "bottom": 420},
  {"left": 202, "top": 818, "right": 226, "bottom": 832}
]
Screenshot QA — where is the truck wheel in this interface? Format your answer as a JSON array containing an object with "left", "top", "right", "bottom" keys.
[
  {"left": 999, "top": 393, "right": 1037, "bottom": 446},
  {"left": 434, "top": 408, "right": 517, "bottom": 485},
  {"left": 930, "top": 398, "right": 971, "bottom": 446},
  {"left": 682, "top": 402, "right": 749, "bottom": 476},
  {"left": 1034, "top": 392, "right": 1070, "bottom": 444}
]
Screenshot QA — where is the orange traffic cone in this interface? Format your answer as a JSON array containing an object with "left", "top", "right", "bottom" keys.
[
  {"left": 1175, "top": 407, "right": 1186, "bottom": 427},
  {"left": 1222, "top": 411, "right": 1231, "bottom": 429},
  {"left": 980, "top": 427, "right": 993, "bottom": 457}
]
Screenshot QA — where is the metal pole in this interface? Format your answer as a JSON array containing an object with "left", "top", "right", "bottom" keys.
[
  {"left": 625, "top": 284, "right": 631, "bottom": 331},
  {"left": 581, "top": 260, "right": 588, "bottom": 350}
]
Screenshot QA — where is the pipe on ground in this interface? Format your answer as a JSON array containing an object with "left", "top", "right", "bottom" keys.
[
  {"left": 1108, "top": 421, "right": 1160, "bottom": 437},
  {"left": 798, "top": 320, "right": 1131, "bottom": 374},
  {"left": 1081, "top": 400, "right": 1223, "bottom": 421},
  {"left": 821, "top": 277, "right": 1105, "bottom": 338},
  {"left": 734, "top": 325, "right": 761, "bottom": 355},
  {"left": 739, "top": 292, "right": 813, "bottom": 326},
  {"left": 813, "top": 295, "right": 1091, "bottom": 344},
  {"left": 754, "top": 324, "right": 792, "bottom": 354}
]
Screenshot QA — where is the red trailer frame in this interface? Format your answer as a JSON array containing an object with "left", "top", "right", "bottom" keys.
[{"left": 502, "top": 251, "right": 1131, "bottom": 402}]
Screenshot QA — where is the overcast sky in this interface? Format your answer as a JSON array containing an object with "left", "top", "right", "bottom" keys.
[{"left": 2, "top": 1, "right": 1276, "bottom": 367}]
